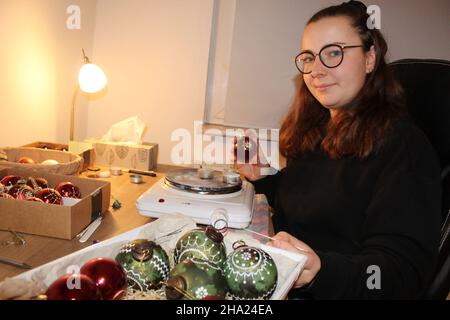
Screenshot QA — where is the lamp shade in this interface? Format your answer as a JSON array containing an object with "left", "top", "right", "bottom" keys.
[{"left": 78, "top": 63, "right": 107, "bottom": 93}]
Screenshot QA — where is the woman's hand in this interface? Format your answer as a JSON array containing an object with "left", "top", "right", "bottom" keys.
[
  {"left": 231, "top": 131, "right": 270, "bottom": 182},
  {"left": 268, "top": 231, "right": 321, "bottom": 288}
]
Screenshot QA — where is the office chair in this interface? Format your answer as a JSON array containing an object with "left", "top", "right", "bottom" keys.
[{"left": 389, "top": 59, "right": 450, "bottom": 300}]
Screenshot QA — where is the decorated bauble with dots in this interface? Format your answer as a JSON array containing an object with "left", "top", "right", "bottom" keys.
[
  {"left": 115, "top": 239, "right": 170, "bottom": 291},
  {"left": 223, "top": 241, "right": 278, "bottom": 300},
  {"left": 45, "top": 274, "right": 102, "bottom": 300},
  {"left": 35, "top": 188, "right": 63, "bottom": 205},
  {"left": 27, "top": 177, "right": 49, "bottom": 190},
  {"left": 0, "top": 175, "right": 25, "bottom": 188},
  {"left": 55, "top": 182, "right": 82, "bottom": 199},
  {"left": 80, "top": 257, "right": 127, "bottom": 300},
  {"left": 165, "top": 258, "right": 228, "bottom": 300},
  {"left": 174, "top": 226, "right": 227, "bottom": 269},
  {"left": 8, "top": 184, "right": 34, "bottom": 199}
]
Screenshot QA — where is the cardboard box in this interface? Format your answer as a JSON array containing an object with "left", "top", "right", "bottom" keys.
[
  {"left": 84, "top": 139, "right": 158, "bottom": 171},
  {"left": 22, "top": 141, "right": 94, "bottom": 172},
  {"left": 0, "top": 168, "right": 110, "bottom": 240}
]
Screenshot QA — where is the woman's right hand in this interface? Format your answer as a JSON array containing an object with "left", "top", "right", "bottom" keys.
[{"left": 231, "top": 133, "right": 270, "bottom": 181}]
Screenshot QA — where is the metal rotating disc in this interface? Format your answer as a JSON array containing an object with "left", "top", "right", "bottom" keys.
[{"left": 164, "top": 168, "right": 242, "bottom": 195}]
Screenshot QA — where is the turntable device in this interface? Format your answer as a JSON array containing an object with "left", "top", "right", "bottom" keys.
[{"left": 136, "top": 168, "right": 255, "bottom": 229}]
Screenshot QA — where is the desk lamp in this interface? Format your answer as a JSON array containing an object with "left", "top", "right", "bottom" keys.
[{"left": 70, "top": 49, "right": 107, "bottom": 141}]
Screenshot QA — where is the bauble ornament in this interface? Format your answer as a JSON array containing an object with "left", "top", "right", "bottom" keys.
[
  {"left": 55, "top": 181, "right": 82, "bottom": 199},
  {"left": 223, "top": 241, "right": 278, "bottom": 300},
  {"left": 17, "top": 156, "right": 35, "bottom": 164},
  {"left": 45, "top": 274, "right": 102, "bottom": 300},
  {"left": 115, "top": 239, "right": 170, "bottom": 291},
  {"left": 35, "top": 188, "right": 63, "bottom": 205},
  {"left": 80, "top": 257, "right": 127, "bottom": 300},
  {"left": 0, "top": 175, "right": 25, "bottom": 188},
  {"left": 165, "top": 258, "right": 228, "bottom": 300},
  {"left": 8, "top": 184, "right": 34, "bottom": 200},
  {"left": 174, "top": 226, "right": 226, "bottom": 269},
  {"left": 41, "top": 159, "right": 59, "bottom": 165}
]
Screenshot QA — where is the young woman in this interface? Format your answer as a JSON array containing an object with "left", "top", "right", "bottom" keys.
[{"left": 235, "top": 1, "right": 441, "bottom": 299}]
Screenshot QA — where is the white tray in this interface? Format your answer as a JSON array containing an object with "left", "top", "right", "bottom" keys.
[{"left": 5, "top": 213, "right": 307, "bottom": 300}]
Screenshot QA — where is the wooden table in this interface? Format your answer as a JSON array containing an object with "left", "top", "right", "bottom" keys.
[{"left": 0, "top": 169, "right": 162, "bottom": 281}]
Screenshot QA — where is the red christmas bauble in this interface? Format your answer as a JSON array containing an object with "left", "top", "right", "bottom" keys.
[
  {"left": 27, "top": 177, "right": 49, "bottom": 190},
  {"left": 45, "top": 274, "right": 102, "bottom": 300},
  {"left": 35, "top": 188, "right": 63, "bottom": 205},
  {"left": 55, "top": 182, "right": 82, "bottom": 199},
  {"left": 80, "top": 258, "right": 127, "bottom": 300},
  {"left": 0, "top": 175, "right": 25, "bottom": 187},
  {"left": 17, "top": 156, "right": 35, "bottom": 164},
  {"left": 8, "top": 184, "right": 34, "bottom": 199},
  {"left": 0, "top": 192, "right": 14, "bottom": 200}
]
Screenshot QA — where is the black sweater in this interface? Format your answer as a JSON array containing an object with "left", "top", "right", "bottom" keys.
[{"left": 252, "top": 121, "right": 442, "bottom": 299}]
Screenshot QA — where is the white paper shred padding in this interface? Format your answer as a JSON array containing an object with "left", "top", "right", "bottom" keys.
[{"left": 1, "top": 213, "right": 307, "bottom": 300}]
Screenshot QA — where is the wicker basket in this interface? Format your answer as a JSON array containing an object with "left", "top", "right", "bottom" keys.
[{"left": 0, "top": 147, "right": 83, "bottom": 175}]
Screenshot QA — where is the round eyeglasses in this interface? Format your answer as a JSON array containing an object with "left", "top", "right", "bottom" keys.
[{"left": 295, "top": 44, "right": 364, "bottom": 74}]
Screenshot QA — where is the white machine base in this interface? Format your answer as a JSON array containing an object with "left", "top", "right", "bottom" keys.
[{"left": 136, "top": 178, "right": 255, "bottom": 229}]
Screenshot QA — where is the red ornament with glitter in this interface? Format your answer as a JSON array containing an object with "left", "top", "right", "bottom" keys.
[
  {"left": 55, "top": 182, "right": 82, "bottom": 199},
  {"left": 0, "top": 175, "right": 25, "bottom": 188},
  {"left": 27, "top": 177, "right": 49, "bottom": 190},
  {"left": 80, "top": 258, "right": 127, "bottom": 300},
  {"left": 35, "top": 188, "right": 63, "bottom": 205},
  {"left": 8, "top": 184, "right": 34, "bottom": 199},
  {"left": 45, "top": 274, "right": 102, "bottom": 300}
]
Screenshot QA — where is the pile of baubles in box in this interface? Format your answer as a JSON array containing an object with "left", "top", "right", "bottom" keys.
[
  {"left": 0, "top": 175, "right": 82, "bottom": 205},
  {"left": 42, "top": 223, "right": 279, "bottom": 300}
]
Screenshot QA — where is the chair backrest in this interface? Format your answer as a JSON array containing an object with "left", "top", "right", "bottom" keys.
[{"left": 389, "top": 59, "right": 450, "bottom": 300}]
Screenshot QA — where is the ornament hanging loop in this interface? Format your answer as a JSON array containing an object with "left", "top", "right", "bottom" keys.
[{"left": 232, "top": 239, "right": 247, "bottom": 250}]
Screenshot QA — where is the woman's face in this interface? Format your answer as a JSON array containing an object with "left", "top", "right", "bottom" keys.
[{"left": 301, "top": 16, "right": 375, "bottom": 116}]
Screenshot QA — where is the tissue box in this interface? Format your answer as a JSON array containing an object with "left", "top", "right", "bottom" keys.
[
  {"left": 84, "top": 140, "right": 158, "bottom": 171},
  {"left": 0, "top": 167, "right": 110, "bottom": 240}
]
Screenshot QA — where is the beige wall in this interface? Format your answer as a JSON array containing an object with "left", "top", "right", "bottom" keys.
[
  {"left": 0, "top": 0, "right": 97, "bottom": 147},
  {"left": 85, "top": 0, "right": 214, "bottom": 165}
]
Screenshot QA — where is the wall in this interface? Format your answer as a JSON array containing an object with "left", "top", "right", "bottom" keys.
[
  {"left": 85, "top": 0, "right": 214, "bottom": 165},
  {"left": 0, "top": 0, "right": 97, "bottom": 147}
]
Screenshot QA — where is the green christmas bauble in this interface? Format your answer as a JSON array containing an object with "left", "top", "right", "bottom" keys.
[
  {"left": 165, "top": 258, "right": 229, "bottom": 300},
  {"left": 223, "top": 243, "right": 278, "bottom": 299},
  {"left": 115, "top": 239, "right": 170, "bottom": 291},
  {"left": 173, "top": 226, "right": 226, "bottom": 269}
]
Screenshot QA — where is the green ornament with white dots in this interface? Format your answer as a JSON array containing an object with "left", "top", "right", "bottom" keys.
[
  {"left": 173, "top": 226, "right": 227, "bottom": 269},
  {"left": 223, "top": 242, "right": 278, "bottom": 299},
  {"left": 165, "top": 258, "right": 229, "bottom": 300},
  {"left": 115, "top": 239, "right": 170, "bottom": 291}
]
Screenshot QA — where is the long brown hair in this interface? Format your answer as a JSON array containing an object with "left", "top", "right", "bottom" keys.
[{"left": 280, "top": 1, "right": 406, "bottom": 159}]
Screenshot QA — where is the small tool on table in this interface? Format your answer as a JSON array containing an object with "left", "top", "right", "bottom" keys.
[
  {"left": 0, "top": 256, "right": 33, "bottom": 269},
  {"left": 77, "top": 215, "right": 103, "bottom": 243},
  {"left": 124, "top": 169, "right": 157, "bottom": 177}
]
